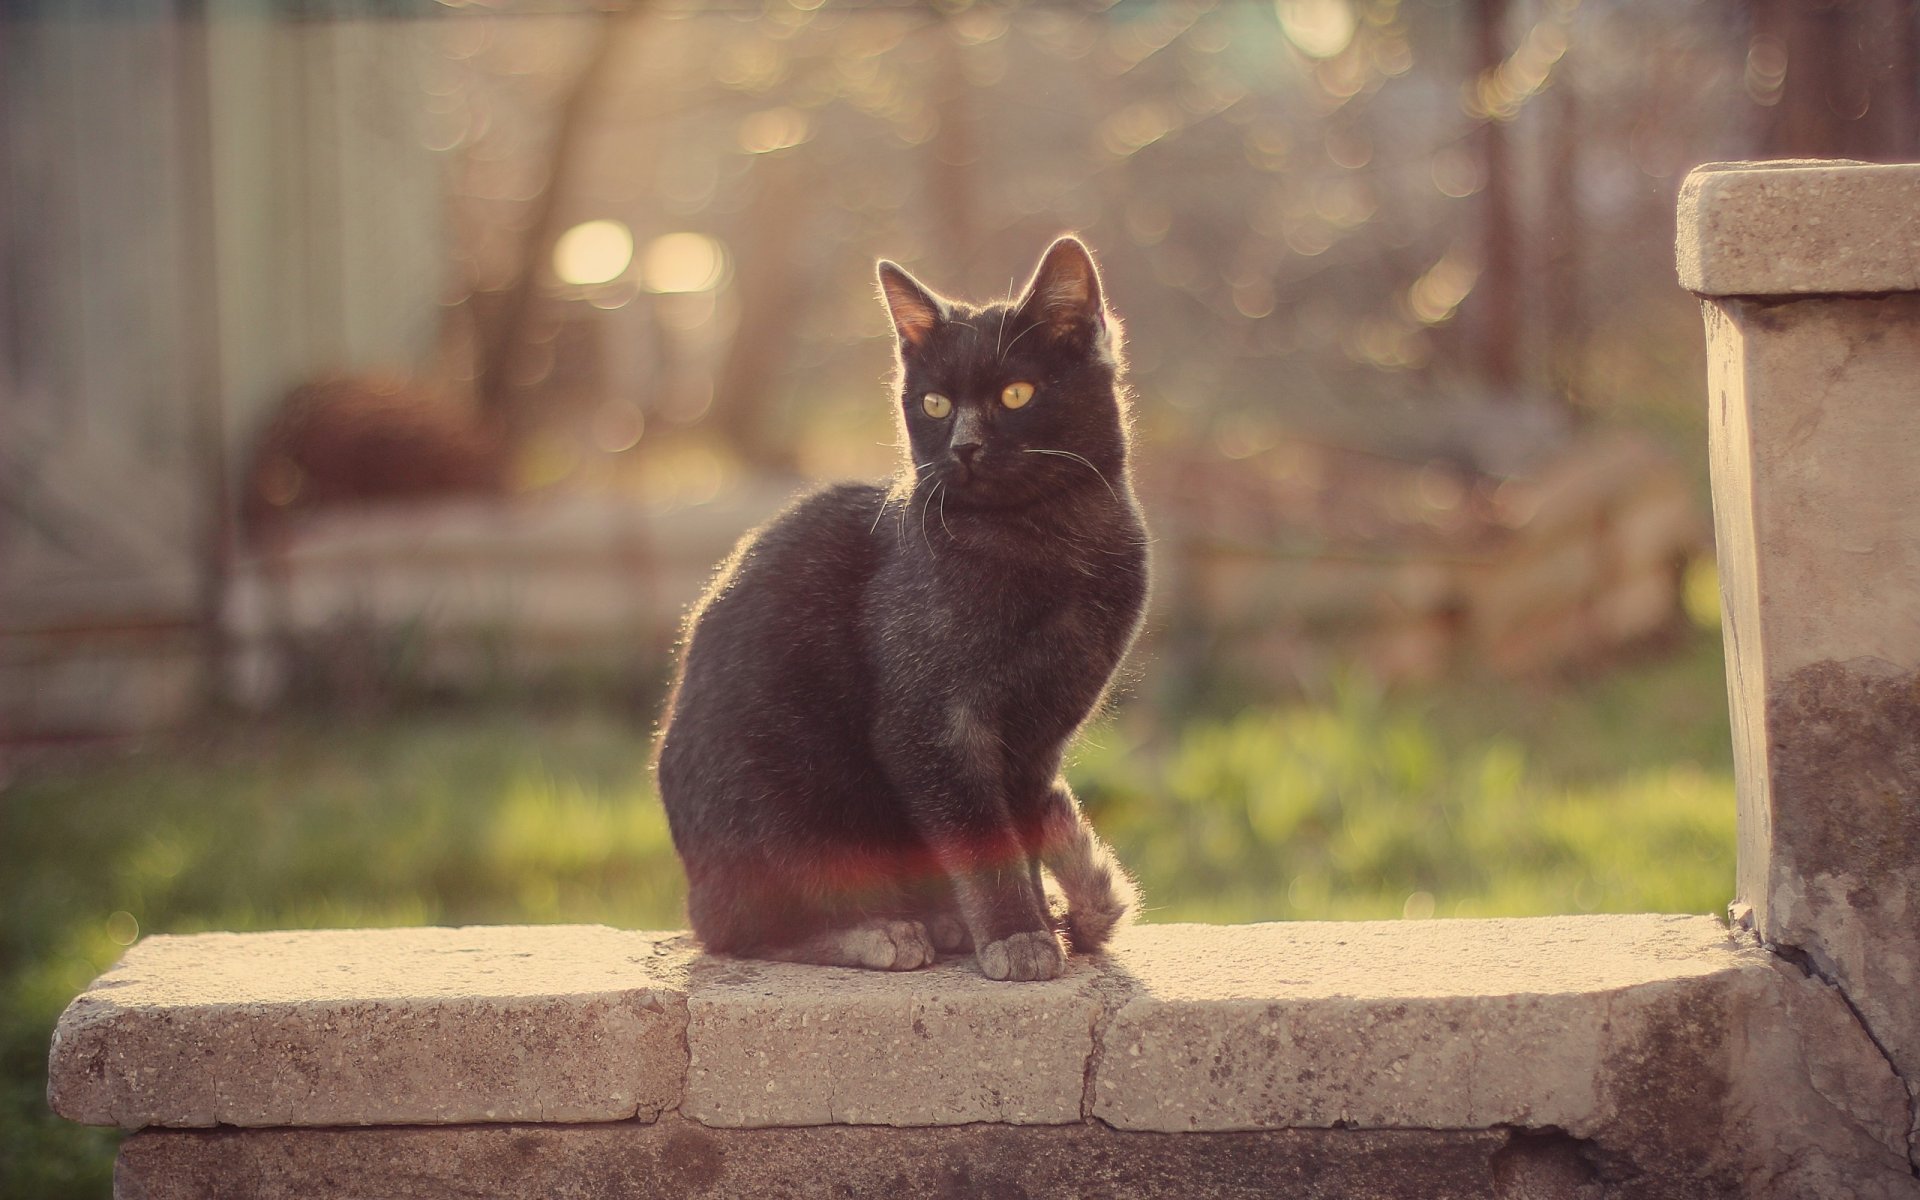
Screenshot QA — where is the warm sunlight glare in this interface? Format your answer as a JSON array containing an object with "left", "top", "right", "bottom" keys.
[
  {"left": 1276, "top": 0, "right": 1355, "bottom": 60},
  {"left": 553, "top": 219, "right": 633, "bottom": 286},
  {"left": 641, "top": 232, "right": 726, "bottom": 294},
  {"left": 737, "top": 106, "right": 811, "bottom": 154}
]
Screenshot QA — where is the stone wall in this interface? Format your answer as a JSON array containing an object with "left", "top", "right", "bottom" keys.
[
  {"left": 47, "top": 920, "right": 1917, "bottom": 1198},
  {"left": 1679, "top": 158, "right": 1920, "bottom": 1173},
  {"left": 42, "top": 159, "right": 1920, "bottom": 1197}
]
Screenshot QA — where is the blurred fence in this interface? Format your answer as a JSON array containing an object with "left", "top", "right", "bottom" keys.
[
  {"left": 219, "top": 429, "right": 1704, "bottom": 711},
  {"left": 1152, "top": 431, "right": 1705, "bottom": 689},
  {"left": 1, "top": 11, "right": 442, "bottom": 740}
]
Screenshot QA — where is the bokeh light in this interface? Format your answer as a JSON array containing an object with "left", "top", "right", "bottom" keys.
[
  {"left": 640, "top": 232, "right": 726, "bottom": 294},
  {"left": 552, "top": 219, "right": 633, "bottom": 286},
  {"left": 1277, "top": 0, "right": 1356, "bottom": 61}
]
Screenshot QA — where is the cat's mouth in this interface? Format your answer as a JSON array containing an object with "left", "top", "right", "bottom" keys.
[
  {"left": 948, "top": 457, "right": 1014, "bottom": 498},
  {"left": 935, "top": 458, "right": 1036, "bottom": 511}
]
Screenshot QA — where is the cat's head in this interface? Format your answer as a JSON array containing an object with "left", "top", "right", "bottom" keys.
[{"left": 877, "top": 236, "right": 1129, "bottom": 510}]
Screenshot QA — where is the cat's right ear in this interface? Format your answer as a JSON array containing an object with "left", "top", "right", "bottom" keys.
[{"left": 877, "top": 261, "right": 947, "bottom": 351}]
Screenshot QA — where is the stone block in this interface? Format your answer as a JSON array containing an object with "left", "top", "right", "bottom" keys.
[
  {"left": 1092, "top": 918, "right": 1916, "bottom": 1197},
  {"left": 1678, "top": 160, "right": 1920, "bottom": 296},
  {"left": 1697, "top": 284, "right": 1920, "bottom": 1163},
  {"left": 48, "top": 925, "right": 693, "bottom": 1129},
  {"left": 1093, "top": 917, "right": 1712, "bottom": 1133},
  {"left": 682, "top": 954, "right": 1104, "bottom": 1127}
]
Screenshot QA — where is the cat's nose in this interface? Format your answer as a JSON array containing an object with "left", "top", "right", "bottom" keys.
[{"left": 953, "top": 441, "right": 981, "bottom": 467}]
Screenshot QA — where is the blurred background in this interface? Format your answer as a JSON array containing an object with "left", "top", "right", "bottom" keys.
[{"left": 4, "top": 0, "right": 1918, "bottom": 1190}]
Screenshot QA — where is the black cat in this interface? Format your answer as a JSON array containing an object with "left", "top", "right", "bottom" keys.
[{"left": 655, "top": 237, "right": 1146, "bottom": 982}]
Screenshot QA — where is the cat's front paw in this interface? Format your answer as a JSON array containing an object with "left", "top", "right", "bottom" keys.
[
  {"left": 976, "top": 930, "right": 1066, "bottom": 981},
  {"left": 851, "top": 919, "right": 937, "bottom": 970}
]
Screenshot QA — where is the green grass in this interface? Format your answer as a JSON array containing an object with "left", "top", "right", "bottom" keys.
[
  {"left": 1077, "top": 639, "right": 1735, "bottom": 922},
  {"left": 1, "top": 633, "right": 1734, "bottom": 1197}
]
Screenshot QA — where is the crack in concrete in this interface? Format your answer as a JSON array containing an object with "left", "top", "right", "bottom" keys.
[
  {"left": 1080, "top": 1001, "right": 1104, "bottom": 1119},
  {"left": 657, "top": 991, "right": 692, "bottom": 1120},
  {"left": 1078, "top": 958, "right": 1141, "bottom": 1121},
  {"left": 1769, "top": 938, "right": 1920, "bottom": 1179}
]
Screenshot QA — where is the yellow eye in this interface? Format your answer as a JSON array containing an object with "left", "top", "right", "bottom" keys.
[
  {"left": 922, "top": 393, "right": 952, "bottom": 419},
  {"left": 1001, "top": 381, "right": 1035, "bottom": 410}
]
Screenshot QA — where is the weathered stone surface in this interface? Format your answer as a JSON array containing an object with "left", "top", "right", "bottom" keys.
[
  {"left": 52, "top": 917, "right": 1920, "bottom": 1195},
  {"left": 1698, "top": 285, "right": 1920, "bottom": 1164},
  {"left": 1626, "top": 954, "right": 1918, "bottom": 1199},
  {"left": 48, "top": 925, "right": 694, "bottom": 1129},
  {"left": 112, "top": 1114, "right": 1592, "bottom": 1200},
  {"left": 1678, "top": 161, "right": 1920, "bottom": 296},
  {"left": 1094, "top": 916, "right": 1722, "bottom": 1132},
  {"left": 682, "top": 953, "right": 1104, "bottom": 1127},
  {"left": 1093, "top": 918, "right": 1917, "bottom": 1198}
]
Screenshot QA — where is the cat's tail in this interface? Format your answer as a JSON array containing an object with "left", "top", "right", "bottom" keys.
[{"left": 1038, "top": 781, "right": 1139, "bottom": 953}]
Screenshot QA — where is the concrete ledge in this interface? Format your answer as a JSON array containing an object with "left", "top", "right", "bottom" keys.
[
  {"left": 48, "top": 926, "right": 695, "bottom": 1128},
  {"left": 50, "top": 917, "right": 1920, "bottom": 1197},
  {"left": 684, "top": 952, "right": 1108, "bottom": 1127},
  {"left": 1677, "top": 160, "right": 1920, "bottom": 296}
]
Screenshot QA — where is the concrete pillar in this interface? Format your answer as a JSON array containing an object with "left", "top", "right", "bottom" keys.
[{"left": 1679, "top": 159, "right": 1920, "bottom": 1164}]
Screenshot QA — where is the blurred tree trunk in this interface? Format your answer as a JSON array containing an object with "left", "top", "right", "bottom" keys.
[
  {"left": 1768, "top": 0, "right": 1850, "bottom": 157},
  {"left": 473, "top": 6, "right": 643, "bottom": 438},
  {"left": 1755, "top": 0, "right": 1918, "bottom": 161},
  {"left": 1473, "top": 0, "right": 1520, "bottom": 397},
  {"left": 1543, "top": 53, "right": 1582, "bottom": 412},
  {"left": 1864, "top": 0, "right": 1920, "bottom": 159},
  {"left": 703, "top": 148, "right": 812, "bottom": 472},
  {"left": 926, "top": 18, "right": 979, "bottom": 293}
]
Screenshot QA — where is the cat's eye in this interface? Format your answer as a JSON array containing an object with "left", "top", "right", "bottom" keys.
[
  {"left": 1001, "top": 381, "right": 1035, "bottom": 410},
  {"left": 922, "top": 393, "right": 952, "bottom": 419}
]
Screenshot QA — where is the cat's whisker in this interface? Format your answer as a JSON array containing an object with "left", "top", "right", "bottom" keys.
[
  {"left": 1000, "top": 320, "right": 1044, "bottom": 360},
  {"left": 1022, "top": 448, "right": 1118, "bottom": 501},
  {"left": 869, "top": 494, "right": 890, "bottom": 536},
  {"left": 918, "top": 481, "right": 938, "bottom": 554},
  {"left": 936, "top": 480, "right": 954, "bottom": 540}
]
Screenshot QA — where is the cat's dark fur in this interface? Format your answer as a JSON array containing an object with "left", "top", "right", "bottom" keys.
[{"left": 655, "top": 237, "right": 1146, "bottom": 982}]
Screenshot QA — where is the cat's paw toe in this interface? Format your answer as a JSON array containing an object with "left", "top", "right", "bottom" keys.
[
  {"left": 976, "top": 930, "right": 1066, "bottom": 982},
  {"left": 855, "top": 919, "right": 935, "bottom": 970}
]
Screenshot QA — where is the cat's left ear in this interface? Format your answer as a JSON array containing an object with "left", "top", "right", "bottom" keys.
[
  {"left": 1015, "top": 236, "right": 1119, "bottom": 360},
  {"left": 877, "top": 261, "right": 948, "bottom": 351}
]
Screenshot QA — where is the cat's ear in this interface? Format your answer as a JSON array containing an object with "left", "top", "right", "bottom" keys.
[
  {"left": 1018, "top": 236, "right": 1103, "bottom": 322},
  {"left": 1015, "top": 236, "right": 1116, "bottom": 357},
  {"left": 877, "top": 261, "right": 948, "bottom": 351}
]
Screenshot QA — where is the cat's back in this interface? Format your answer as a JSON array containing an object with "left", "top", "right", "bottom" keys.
[
  {"left": 657, "top": 482, "right": 898, "bottom": 856},
  {"left": 672, "top": 481, "right": 886, "bottom": 684},
  {"left": 695, "top": 481, "right": 883, "bottom": 609}
]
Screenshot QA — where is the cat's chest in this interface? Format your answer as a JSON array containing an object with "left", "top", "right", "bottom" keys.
[{"left": 874, "top": 537, "right": 1144, "bottom": 665}]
